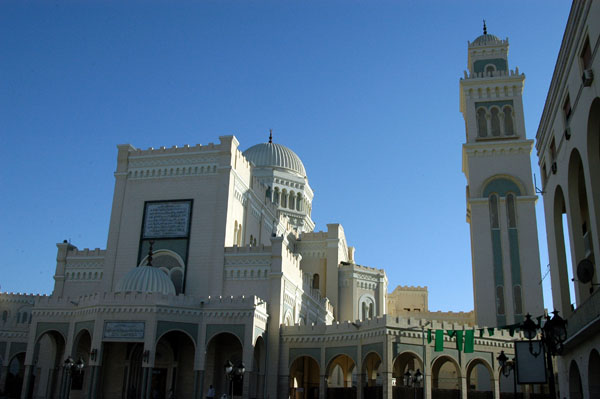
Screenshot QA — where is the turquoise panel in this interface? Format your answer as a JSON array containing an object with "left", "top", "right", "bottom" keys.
[
  {"left": 36, "top": 322, "right": 69, "bottom": 342},
  {"left": 362, "top": 342, "right": 383, "bottom": 361},
  {"left": 138, "top": 239, "right": 188, "bottom": 265},
  {"left": 483, "top": 178, "right": 521, "bottom": 197},
  {"left": 432, "top": 349, "right": 459, "bottom": 365},
  {"left": 74, "top": 320, "right": 95, "bottom": 339},
  {"left": 157, "top": 321, "right": 198, "bottom": 344},
  {"left": 325, "top": 346, "right": 358, "bottom": 367},
  {"left": 289, "top": 347, "right": 321, "bottom": 368},
  {"left": 473, "top": 58, "right": 508, "bottom": 73},
  {"left": 393, "top": 343, "right": 424, "bottom": 360},
  {"left": 9, "top": 342, "right": 27, "bottom": 359},
  {"left": 205, "top": 324, "right": 244, "bottom": 346},
  {"left": 492, "top": 230, "right": 504, "bottom": 285},
  {"left": 508, "top": 229, "right": 522, "bottom": 286}
]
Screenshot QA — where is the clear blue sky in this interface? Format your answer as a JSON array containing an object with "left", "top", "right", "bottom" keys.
[{"left": 0, "top": 1, "right": 571, "bottom": 313}]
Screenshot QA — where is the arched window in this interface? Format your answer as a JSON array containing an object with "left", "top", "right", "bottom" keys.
[
  {"left": 369, "top": 303, "right": 374, "bottom": 319},
  {"left": 282, "top": 190, "right": 288, "bottom": 208},
  {"left": 274, "top": 188, "right": 280, "bottom": 205},
  {"left": 1, "top": 311, "right": 7, "bottom": 322},
  {"left": 506, "top": 193, "right": 517, "bottom": 228},
  {"left": 362, "top": 302, "right": 368, "bottom": 321},
  {"left": 503, "top": 106, "right": 514, "bottom": 135},
  {"left": 266, "top": 187, "right": 272, "bottom": 201},
  {"left": 496, "top": 286, "right": 505, "bottom": 315},
  {"left": 296, "top": 193, "right": 302, "bottom": 211},
  {"left": 485, "top": 65, "right": 496, "bottom": 76},
  {"left": 491, "top": 108, "right": 501, "bottom": 136},
  {"left": 289, "top": 191, "right": 296, "bottom": 210},
  {"left": 513, "top": 285, "right": 523, "bottom": 315},
  {"left": 489, "top": 194, "right": 499, "bottom": 229},
  {"left": 312, "top": 274, "right": 319, "bottom": 290},
  {"left": 477, "top": 108, "right": 488, "bottom": 137}
]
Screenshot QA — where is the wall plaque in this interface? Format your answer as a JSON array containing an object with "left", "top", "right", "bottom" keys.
[
  {"left": 103, "top": 321, "right": 145, "bottom": 340},
  {"left": 143, "top": 201, "right": 191, "bottom": 238}
]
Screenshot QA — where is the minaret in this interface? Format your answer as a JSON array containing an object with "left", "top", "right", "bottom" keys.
[{"left": 460, "top": 24, "right": 544, "bottom": 327}]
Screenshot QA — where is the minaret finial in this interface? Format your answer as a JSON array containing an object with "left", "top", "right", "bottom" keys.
[
  {"left": 483, "top": 19, "right": 487, "bottom": 35},
  {"left": 147, "top": 240, "right": 154, "bottom": 267},
  {"left": 269, "top": 129, "right": 272, "bottom": 143}
]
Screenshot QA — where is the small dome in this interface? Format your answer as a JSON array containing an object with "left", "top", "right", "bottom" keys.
[
  {"left": 243, "top": 142, "right": 307, "bottom": 177},
  {"left": 115, "top": 266, "right": 176, "bottom": 295},
  {"left": 472, "top": 33, "right": 502, "bottom": 46}
]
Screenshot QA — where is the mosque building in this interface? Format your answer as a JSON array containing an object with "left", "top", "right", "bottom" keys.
[{"left": 0, "top": 27, "right": 548, "bottom": 399}]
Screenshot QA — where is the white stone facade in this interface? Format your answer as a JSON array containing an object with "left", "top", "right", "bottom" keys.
[{"left": 535, "top": 1, "right": 600, "bottom": 398}]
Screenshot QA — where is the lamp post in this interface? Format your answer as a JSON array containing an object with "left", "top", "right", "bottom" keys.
[
  {"left": 520, "top": 311, "right": 567, "bottom": 399},
  {"left": 224, "top": 360, "right": 245, "bottom": 398},
  {"left": 403, "top": 369, "right": 423, "bottom": 399},
  {"left": 497, "top": 350, "right": 517, "bottom": 399},
  {"left": 62, "top": 356, "right": 85, "bottom": 399}
]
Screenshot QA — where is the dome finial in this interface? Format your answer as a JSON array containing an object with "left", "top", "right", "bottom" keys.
[
  {"left": 269, "top": 129, "right": 273, "bottom": 144},
  {"left": 147, "top": 240, "right": 154, "bottom": 267},
  {"left": 483, "top": 19, "right": 487, "bottom": 35}
]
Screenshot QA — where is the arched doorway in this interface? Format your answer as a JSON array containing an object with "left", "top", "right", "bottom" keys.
[
  {"left": 363, "top": 352, "right": 382, "bottom": 399},
  {"left": 431, "top": 356, "right": 461, "bottom": 399},
  {"left": 568, "top": 149, "right": 594, "bottom": 304},
  {"left": 289, "top": 356, "right": 320, "bottom": 399},
  {"left": 392, "top": 352, "right": 423, "bottom": 399},
  {"left": 204, "top": 332, "right": 243, "bottom": 398},
  {"left": 589, "top": 349, "right": 600, "bottom": 398},
  {"left": 152, "top": 330, "right": 196, "bottom": 399},
  {"left": 586, "top": 97, "right": 600, "bottom": 277},
  {"left": 569, "top": 360, "right": 583, "bottom": 399},
  {"left": 466, "top": 359, "right": 492, "bottom": 399},
  {"left": 68, "top": 329, "right": 92, "bottom": 399},
  {"left": 326, "top": 354, "right": 356, "bottom": 398},
  {"left": 5, "top": 353, "right": 25, "bottom": 399},
  {"left": 249, "top": 336, "right": 266, "bottom": 399},
  {"left": 31, "top": 330, "right": 66, "bottom": 399}
]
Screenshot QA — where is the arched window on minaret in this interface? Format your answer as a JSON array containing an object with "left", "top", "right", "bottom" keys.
[
  {"left": 503, "top": 106, "right": 515, "bottom": 136},
  {"left": 485, "top": 65, "right": 496, "bottom": 76},
  {"left": 477, "top": 108, "right": 488, "bottom": 137},
  {"left": 312, "top": 274, "right": 319, "bottom": 290},
  {"left": 507, "top": 193, "right": 517, "bottom": 228},
  {"left": 496, "top": 286, "right": 506, "bottom": 315},
  {"left": 489, "top": 194, "right": 499, "bottom": 228},
  {"left": 491, "top": 107, "right": 501, "bottom": 136}
]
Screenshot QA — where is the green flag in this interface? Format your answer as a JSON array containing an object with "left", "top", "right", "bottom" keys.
[
  {"left": 487, "top": 327, "right": 495, "bottom": 336},
  {"left": 446, "top": 330, "right": 456, "bottom": 338},
  {"left": 464, "top": 330, "right": 475, "bottom": 353},
  {"left": 427, "top": 329, "right": 432, "bottom": 344},
  {"left": 435, "top": 330, "right": 444, "bottom": 352},
  {"left": 479, "top": 328, "right": 484, "bottom": 338}
]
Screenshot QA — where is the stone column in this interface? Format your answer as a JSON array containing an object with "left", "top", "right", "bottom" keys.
[
  {"left": 461, "top": 376, "right": 468, "bottom": 399},
  {"left": 0, "top": 365, "right": 8, "bottom": 394},
  {"left": 383, "top": 335, "right": 393, "bottom": 399},
  {"left": 193, "top": 370, "right": 204, "bottom": 399},
  {"left": 144, "top": 367, "right": 153, "bottom": 399},
  {"left": 20, "top": 365, "right": 33, "bottom": 399},
  {"left": 319, "top": 374, "right": 327, "bottom": 399},
  {"left": 277, "top": 374, "right": 289, "bottom": 399},
  {"left": 382, "top": 371, "right": 393, "bottom": 399},
  {"left": 356, "top": 373, "right": 364, "bottom": 399},
  {"left": 87, "top": 365, "right": 100, "bottom": 399},
  {"left": 493, "top": 377, "right": 500, "bottom": 399}
]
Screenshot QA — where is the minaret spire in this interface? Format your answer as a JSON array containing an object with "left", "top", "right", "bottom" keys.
[
  {"left": 269, "top": 129, "right": 273, "bottom": 143},
  {"left": 483, "top": 19, "right": 487, "bottom": 35}
]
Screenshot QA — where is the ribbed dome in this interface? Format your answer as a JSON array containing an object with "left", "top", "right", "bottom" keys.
[
  {"left": 243, "top": 142, "right": 306, "bottom": 177},
  {"left": 115, "top": 266, "right": 176, "bottom": 295},
  {"left": 472, "top": 33, "right": 502, "bottom": 46}
]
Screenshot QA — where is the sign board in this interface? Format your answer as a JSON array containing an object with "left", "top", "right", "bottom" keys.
[
  {"left": 103, "top": 321, "right": 145, "bottom": 340},
  {"left": 515, "top": 340, "right": 547, "bottom": 384},
  {"left": 143, "top": 201, "right": 191, "bottom": 239}
]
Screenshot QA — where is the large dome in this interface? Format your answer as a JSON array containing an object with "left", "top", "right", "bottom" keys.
[
  {"left": 472, "top": 33, "right": 502, "bottom": 46},
  {"left": 115, "top": 266, "right": 176, "bottom": 295},
  {"left": 243, "top": 142, "right": 306, "bottom": 177}
]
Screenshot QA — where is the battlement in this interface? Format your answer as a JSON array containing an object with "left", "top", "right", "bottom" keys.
[
  {"left": 299, "top": 231, "right": 328, "bottom": 241},
  {"left": 390, "top": 285, "right": 428, "bottom": 293},
  {"left": 468, "top": 37, "right": 509, "bottom": 47},
  {"left": 225, "top": 244, "right": 271, "bottom": 254},
  {"left": 67, "top": 248, "right": 105, "bottom": 257},
  {"left": 462, "top": 68, "right": 523, "bottom": 80},
  {"left": 0, "top": 293, "right": 46, "bottom": 303},
  {"left": 127, "top": 140, "right": 224, "bottom": 157},
  {"left": 34, "top": 292, "right": 267, "bottom": 310}
]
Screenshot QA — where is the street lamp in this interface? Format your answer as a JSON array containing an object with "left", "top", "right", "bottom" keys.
[
  {"left": 403, "top": 369, "right": 423, "bottom": 399},
  {"left": 496, "top": 350, "right": 516, "bottom": 398},
  {"left": 224, "top": 360, "right": 245, "bottom": 398},
  {"left": 62, "top": 357, "right": 85, "bottom": 399},
  {"left": 520, "top": 311, "right": 567, "bottom": 399}
]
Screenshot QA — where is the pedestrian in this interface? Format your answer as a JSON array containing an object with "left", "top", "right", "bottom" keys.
[{"left": 206, "top": 384, "right": 215, "bottom": 399}]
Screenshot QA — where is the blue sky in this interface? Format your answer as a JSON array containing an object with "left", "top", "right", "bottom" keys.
[{"left": 0, "top": 1, "right": 571, "bottom": 313}]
